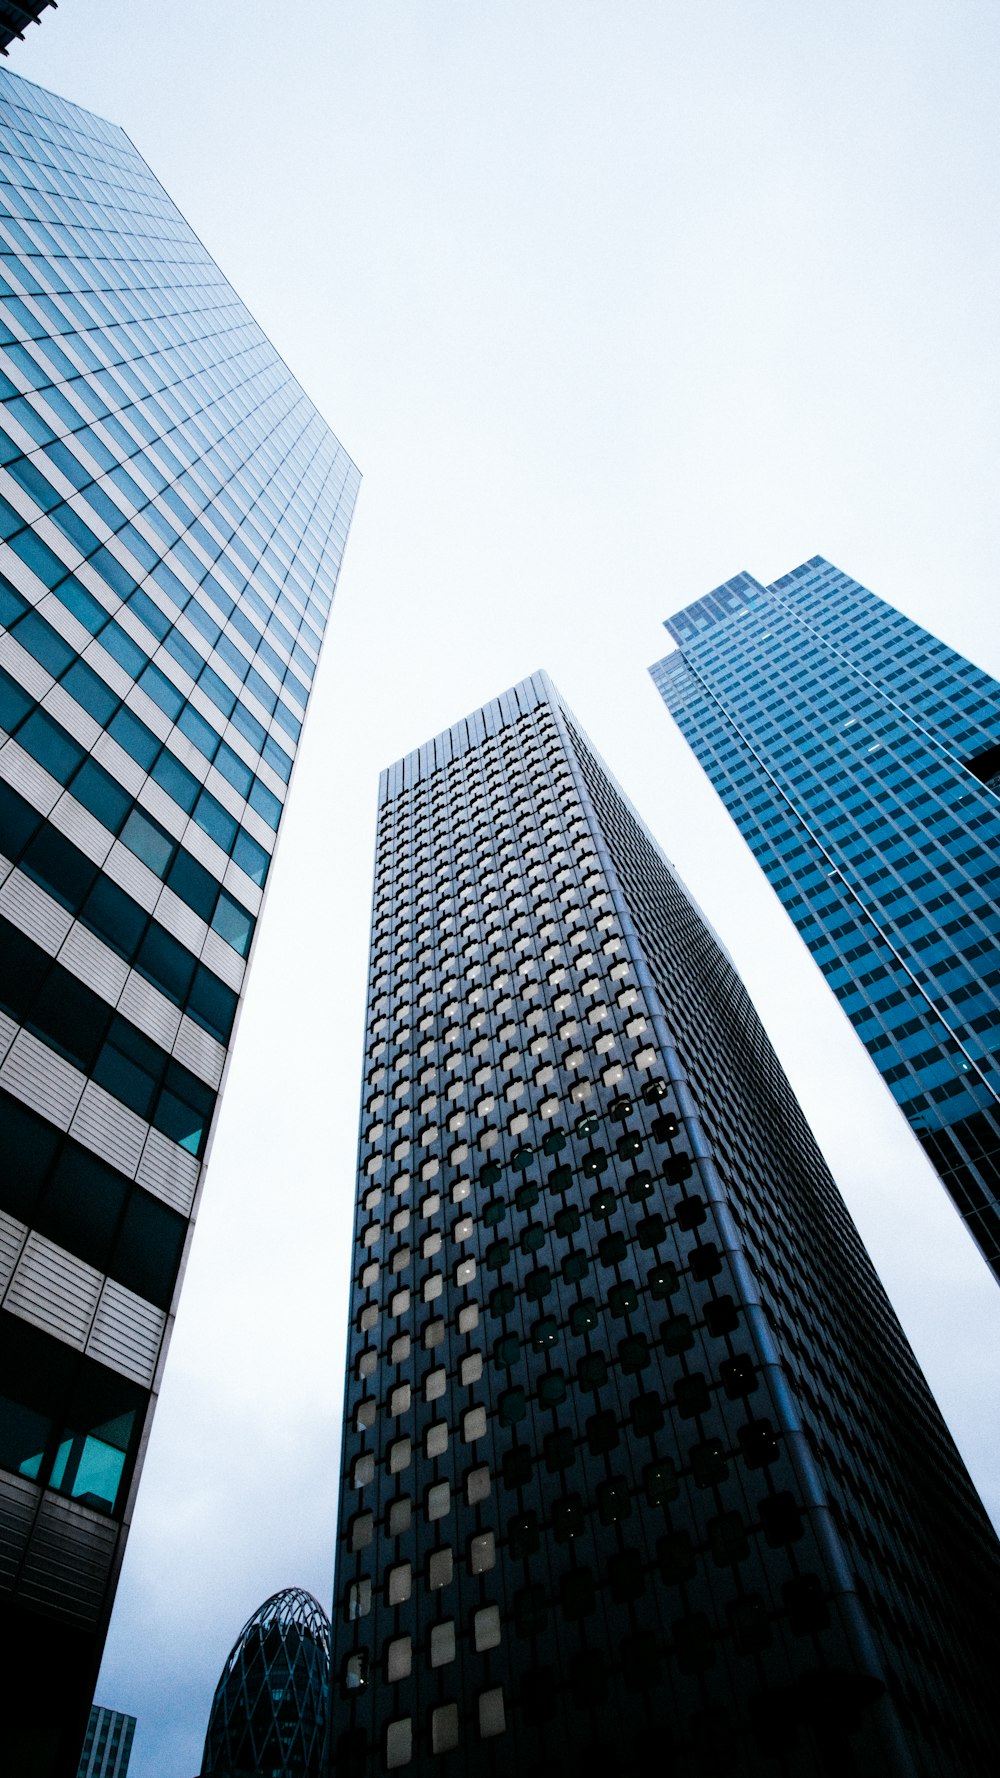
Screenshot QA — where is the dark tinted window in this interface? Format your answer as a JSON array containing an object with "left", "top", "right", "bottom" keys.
[
  {"left": 83, "top": 875, "right": 147, "bottom": 959},
  {"left": 167, "top": 847, "right": 218, "bottom": 922},
  {"left": 114, "top": 1191, "right": 186, "bottom": 1310},
  {"left": 29, "top": 968, "right": 108, "bottom": 1070},
  {"left": 20, "top": 825, "right": 99, "bottom": 912},
  {"left": 18, "top": 708, "right": 85, "bottom": 783},
  {"left": 0, "top": 917, "right": 51, "bottom": 1020},
  {"left": 0, "top": 1089, "right": 60, "bottom": 1219},
  {"left": 136, "top": 923, "right": 196, "bottom": 1003},
  {"left": 187, "top": 965, "right": 238, "bottom": 1043},
  {"left": 43, "top": 1146, "right": 128, "bottom": 1272},
  {"left": 0, "top": 778, "right": 42, "bottom": 860},
  {"left": 70, "top": 756, "right": 132, "bottom": 833}
]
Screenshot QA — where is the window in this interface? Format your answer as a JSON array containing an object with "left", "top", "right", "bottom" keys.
[
  {"left": 478, "top": 1688, "right": 505, "bottom": 1740},
  {"left": 430, "top": 1621, "right": 455, "bottom": 1667},
  {"left": 387, "top": 1563, "right": 411, "bottom": 1605},
  {"left": 428, "top": 1547, "right": 453, "bottom": 1591},
  {"left": 386, "top": 1636, "right": 411, "bottom": 1682},
  {"left": 0, "top": 1319, "right": 143, "bottom": 1518},
  {"left": 469, "top": 1531, "right": 496, "bottom": 1574},
  {"left": 427, "top": 1481, "right": 450, "bottom": 1522},
  {"left": 431, "top": 1703, "right": 458, "bottom": 1754},
  {"left": 385, "top": 1719, "right": 411, "bottom": 1769}
]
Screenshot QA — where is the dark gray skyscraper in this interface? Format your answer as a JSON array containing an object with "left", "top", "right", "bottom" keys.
[
  {"left": 0, "top": 68, "right": 358, "bottom": 1776},
  {"left": 75, "top": 1707, "right": 135, "bottom": 1778},
  {"left": 0, "top": 2, "right": 56, "bottom": 56},
  {"left": 330, "top": 672, "right": 1000, "bottom": 1778},
  {"left": 650, "top": 556, "right": 1000, "bottom": 1279},
  {"left": 200, "top": 1588, "right": 330, "bottom": 1778}
]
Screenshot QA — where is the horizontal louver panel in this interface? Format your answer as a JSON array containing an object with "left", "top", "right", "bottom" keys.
[{"left": 4, "top": 1230, "right": 102, "bottom": 1348}]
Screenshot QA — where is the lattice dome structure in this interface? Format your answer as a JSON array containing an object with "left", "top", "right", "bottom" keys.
[{"left": 201, "top": 1587, "right": 331, "bottom": 1778}]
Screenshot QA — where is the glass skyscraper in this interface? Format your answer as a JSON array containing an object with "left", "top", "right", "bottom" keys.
[
  {"left": 200, "top": 1588, "right": 331, "bottom": 1778},
  {"left": 0, "top": 68, "right": 358, "bottom": 1776},
  {"left": 650, "top": 557, "right": 1000, "bottom": 1279},
  {"left": 330, "top": 672, "right": 1000, "bottom": 1778}
]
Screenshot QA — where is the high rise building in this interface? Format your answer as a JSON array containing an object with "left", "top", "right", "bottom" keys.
[
  {"left": 650, "top": 557, "right": 1000, "bottom": 1279},
  {"left": 329, "top": 672, "right": 1000, "bottom": 1778},
  {"left": 199, "top": 1588, "right": 331, "bottom": 1778},
  {"left": 75, "top": 1707, "right": 135, "bottom": 1778},
  {"left": 0, "top": 2, "right": 56, "bottom": 56},
  {"left": 0, "top": 68, "right": 358, "bottom": 1777}
]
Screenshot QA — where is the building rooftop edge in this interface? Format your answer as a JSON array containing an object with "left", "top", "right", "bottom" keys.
[
  {"left": 379, "top": 670, "right": 562, "bottom": 792},
  {"left": 660, "top": 555, "right": 830, "bottom": 647}
]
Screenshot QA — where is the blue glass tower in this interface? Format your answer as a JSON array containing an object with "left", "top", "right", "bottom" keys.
[
  {"left": 0, "top": 68, "right": 358, "bottom": 1776},
  {"left": 330, "top": 672, "right": 1000, "bottom": 1778},
  {"left": 651, "top": 557, "right": 1000, "bottom": 1279}
]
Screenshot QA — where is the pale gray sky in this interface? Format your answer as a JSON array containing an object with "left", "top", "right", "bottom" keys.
[{"left": 12, "top": 4, "right": 1000, "bottom": 1772}]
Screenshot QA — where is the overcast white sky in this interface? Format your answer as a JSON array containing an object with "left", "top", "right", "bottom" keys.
[{"left": 13, "top": 3, "right": 1000, "bottom": 1772}]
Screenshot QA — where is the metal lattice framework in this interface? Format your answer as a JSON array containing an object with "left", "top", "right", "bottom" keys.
[{"left": 201, "top": 1587, "right": 331, "bottom": 1778}]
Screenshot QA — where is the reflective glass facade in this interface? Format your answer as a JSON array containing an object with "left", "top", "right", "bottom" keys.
[
  {"left": 650, "top": 557, "right": 1000, "bottom": 1278},
  {"left": 200, "top": 1587, "right": 330, "bottom": 1778},
  {"left": 330, "top": 673, "right": 1000, "bottom": 1778},
  {"left": 76, "top": 1707, "right": 135, "bottom": 1778},
  {"left": 0, "top": 69, "right": 358, "bottom": 1777}
]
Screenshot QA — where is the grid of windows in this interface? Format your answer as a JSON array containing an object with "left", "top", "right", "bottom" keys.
[
  {"left": 651, "top": 556, "right": 1000, "bottom": 1277},
  {"left": 76, "top": 1705, "right": 135, "bottom": 1778},
  {"left": 330, "top": 673, "right": 1000, "bottom": 1778},
  {"left": 0, "top": 68, "right": 358, "bottom": 1778}
]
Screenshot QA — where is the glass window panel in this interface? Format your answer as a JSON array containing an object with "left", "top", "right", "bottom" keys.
[
  {"left": 0, "top": 663, "right": 33, "bottom": 734},
  {"left": 215, "top": 743, "right": 253, "bottom": 799},
  {"left": 70, "top": 757, "right": 132, "bottom": 834},
  {"left": 248, "top": 777, "right": 281, "bottom": 829},
  {"left": 135, "top": 923, "right": 195, "bottom": 1003},
  {"left": 166, "top": 847, "right": 218, "bottom": 922},
  {"left": 61, "top": 658, "right": 118, "bottom": 725},
  {"left": 193, "top": 790, "right": 237, "bottom": 853},
  {"left": 0, "top": 780, "right": 41, "bottom": 865},
  {"left": 20, "top": 822, "right": 98, "bottom": 913},
  {"left": 138, "top": 662, "right": 184, "bottom": 721},
  {"left": 232, "top": 827, "right": 269, "bottom": 886},
  {"left": 100, "top": 622, "right": 146, "bottom": 679},
  {"left": 121, "top": 808, "right": 174, "bottom": 877},
  {"left": 29, "top": 967, "right": 108, "bottom": 1071},
  {"left": 186, "top": 964, "right": 237, "bottom": 1043},
  {"left": 18, "top": 709, "right": 85, "bottom": 784},
  {"left": 0, "top": 1088, "right": 61, "bottom": 1219},
  {"left": 108, "top": 707, "right": 159, "bottom": 771},
  {"left": 82, "top": 875, "right": 147, "bottom": 960},
  {"left": 15, "top": 609, "right": 75, "bottom": 677},
  {"left": 42, "top": 1144, "right": 127, "bottom": 1272},
  {"left": 211, "top": 890, "right": 254, "bottom": 957},
  {"left": 150, "top": 748, "right": 199, "bottom": 814},
  {"left": 112, "top": 1189, "right": 186, "bottom": 1311},
  {"left": 93, "top": 1018, "right": 162, "bottom": 1119}
]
